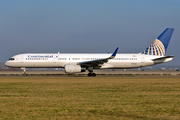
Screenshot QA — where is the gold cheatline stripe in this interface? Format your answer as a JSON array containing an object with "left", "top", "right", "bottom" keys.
[
  {"left": 147, "top": 45, "right": 150, "bottom": 55},
  {"left": 159, "top": 44, "right": 165, "bottom": 54},
  {"left": 156, "top": 45, "right": 162, "bottom": 56},
  {"left": 159, "top": 44, "right": 165, "bottom": 55},
  {"left": 149, "top": 45, "right": 151, "bottom": 55},
  {"left": 154, "top": 44, "right": 160, "bottom": 56},
  {"left": 143, "top": 50, "right": 145, "bottom": 54},
  {"left": 153, "top": 44, "right": 157, "bottom": 55},
  {"left": 158, "top": 45, "right": 164, "bottom": 56},
  {"left": 151, "top": 44, "right": 153, "bottom": 55},
  {"left": 156, "top": 39, "right": 165, "bottom": 54}
]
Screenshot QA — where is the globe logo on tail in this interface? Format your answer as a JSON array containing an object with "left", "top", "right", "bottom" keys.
[{"left": 142, "top": 39, "right": 165, "bottom": 56}]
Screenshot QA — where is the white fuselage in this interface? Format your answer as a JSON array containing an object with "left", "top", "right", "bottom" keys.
[{"left": 5, "top": 53, "right": 173, "bottom": 69}]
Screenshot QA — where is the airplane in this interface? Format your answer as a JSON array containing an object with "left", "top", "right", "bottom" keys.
[{"left": 5, "top": 28, "right": 174, "bottom": 76}]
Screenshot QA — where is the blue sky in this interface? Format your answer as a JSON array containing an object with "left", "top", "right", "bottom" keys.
[{"left": 0, "top": 0, "right": 180, "bottom": 65}]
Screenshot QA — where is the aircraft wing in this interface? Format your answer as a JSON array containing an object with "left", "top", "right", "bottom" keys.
[{"left": 78, "top": 47, "right": 118, "bottom": 67}]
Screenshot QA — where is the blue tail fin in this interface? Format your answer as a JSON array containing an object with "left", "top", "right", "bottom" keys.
[{"left": 141, "top": 28, "right": 174, "bottom": 56}]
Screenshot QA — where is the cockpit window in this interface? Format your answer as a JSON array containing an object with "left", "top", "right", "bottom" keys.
[{"left": 9, "top": 58, "right": 15, "bottom": 61}]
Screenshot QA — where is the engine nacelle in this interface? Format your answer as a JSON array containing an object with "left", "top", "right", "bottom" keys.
[{"left": 64, "top": 64, "right": 86, "bottom": 73}]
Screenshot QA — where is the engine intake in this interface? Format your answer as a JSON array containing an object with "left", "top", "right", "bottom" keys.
[{"left": 64, "top": 64, "right": 86, "bottom": 73}]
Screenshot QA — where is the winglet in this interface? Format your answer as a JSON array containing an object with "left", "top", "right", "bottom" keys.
[{"left": 108, "top": 47, "right": 118, "bottom": 59}]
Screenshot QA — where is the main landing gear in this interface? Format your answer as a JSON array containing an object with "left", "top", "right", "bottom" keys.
[{"left": 87, "top": 67, "right": 96, "bottom": 77}]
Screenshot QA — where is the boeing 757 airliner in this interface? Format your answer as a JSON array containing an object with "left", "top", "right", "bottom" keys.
[{"left": 5, "top": 28, "right": 174, "bottom": 76}]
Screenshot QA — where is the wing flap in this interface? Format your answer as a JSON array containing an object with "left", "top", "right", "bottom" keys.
[{"left": 79, "top": 59, "right": 107, "bottom": 67}]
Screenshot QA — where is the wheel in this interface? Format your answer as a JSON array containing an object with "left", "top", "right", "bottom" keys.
[
  {"left": 87, "top": 73, "right": 96, "bottom": 77},
  {"left": 88, "top": 73, "right": 92, "bottom": 77},
  {"left": 92, "top": 73, "right": 96, "bottom": 76}
]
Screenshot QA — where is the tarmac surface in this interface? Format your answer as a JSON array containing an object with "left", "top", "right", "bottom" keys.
[{"left": 0, "top": 70, "right": 180, "bottom": 76}]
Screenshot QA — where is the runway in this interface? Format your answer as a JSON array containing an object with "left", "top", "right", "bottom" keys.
[{"left": 0, "top": 70, "right": 180, "bottom": 76}]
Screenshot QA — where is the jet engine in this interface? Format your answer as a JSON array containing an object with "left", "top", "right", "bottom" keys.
[{"left": 64, "top": 64, "right": 86, "bottom": 73}]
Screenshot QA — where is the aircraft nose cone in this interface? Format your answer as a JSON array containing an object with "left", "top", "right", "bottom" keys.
[{"left": 5, "top": 62, "right": 10, "bottom": 67}]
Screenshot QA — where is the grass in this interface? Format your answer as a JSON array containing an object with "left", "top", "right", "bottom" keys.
[{"left": 0, "top": 76, "right": 180, "bottom": 120}]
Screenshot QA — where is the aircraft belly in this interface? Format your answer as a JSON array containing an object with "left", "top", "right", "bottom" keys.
[
  {"left": 141, "top": 62, "right": 154, "bottom": 67},
  {"left": 9, "top": 62, "right": 62, "bottom": 68},
  {"left": 107, "top": 62, "right": 142, "bottom": 68}
]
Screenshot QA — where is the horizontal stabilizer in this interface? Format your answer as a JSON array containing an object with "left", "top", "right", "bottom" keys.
[{"left": 152, "top": 55, "right": 175, "bottom": 61}]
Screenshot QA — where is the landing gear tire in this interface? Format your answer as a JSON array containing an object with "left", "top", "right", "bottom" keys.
[{"left": 88, "top": 73, "right": 96, "bottom": 77}]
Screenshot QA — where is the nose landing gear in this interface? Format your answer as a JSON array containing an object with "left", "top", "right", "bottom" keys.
[{"left": 21, "top": 67, "right": 27, "bottom": 76}]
